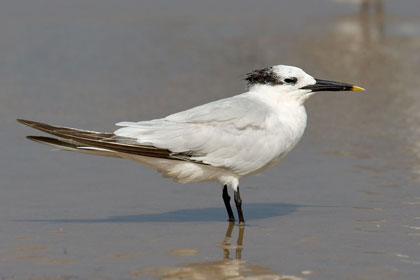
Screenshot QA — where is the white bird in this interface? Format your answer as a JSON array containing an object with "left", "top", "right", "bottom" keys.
[{"left": 18, "top": 65, "right": 364, "bottom": 224}]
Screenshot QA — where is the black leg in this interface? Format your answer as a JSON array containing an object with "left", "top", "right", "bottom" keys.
[
  {"left": 234, "top": 186, "right": 245, "bottom": 225},
  {"left": 223, "top": 185, "right": 235, "bottom": 221}
]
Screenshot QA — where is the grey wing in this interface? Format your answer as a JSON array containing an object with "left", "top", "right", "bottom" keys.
[{"left": 114, "top": 96, "right": 280, "bottom": 174}]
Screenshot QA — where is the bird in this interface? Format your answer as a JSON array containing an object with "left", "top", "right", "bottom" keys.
[{"left": 17, "top": 65, "right": 364, "bottom": 224}]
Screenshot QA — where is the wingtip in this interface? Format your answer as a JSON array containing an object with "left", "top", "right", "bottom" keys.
[
  {"left": 26, "top": 135, "right": 39, "bottom": 140},
  {"left": 17, "top": 119, "right": 34, "bottom": 126},
  {"left": 26, "top": 135, "right": 60, "bottom": 144},
  {"left": 26, "top": 135, "right": 47, "bottom": 143},
  {"left": 17, "top": 119, "right": 47, "bottom": 128},
  {"left": 25, "top": 135, "right": 44, "bottom": 145}
]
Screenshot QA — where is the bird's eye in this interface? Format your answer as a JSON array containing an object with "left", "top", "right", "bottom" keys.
[{"left": 284, "top": 77, "right": 297, "bottom": 84}]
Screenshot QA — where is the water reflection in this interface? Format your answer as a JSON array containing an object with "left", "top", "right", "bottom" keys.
[
  {"left": 333, "top": 0, "right": 385, "bottom": 45},
  {"left": 298, "top": 0, "right": 420, "bottom": 182},
  {"left": 132, "top": 222, "right": 306, "bottom": 280}
]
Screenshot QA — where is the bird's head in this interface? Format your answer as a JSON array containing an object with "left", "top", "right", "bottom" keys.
[{"left": 245, "top": 65, "right": 364, "bottom": 103}]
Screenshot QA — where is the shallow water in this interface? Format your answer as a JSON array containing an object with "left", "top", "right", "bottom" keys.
[{"left": 1, "top": 0, "right": 420, "bottom": 279}]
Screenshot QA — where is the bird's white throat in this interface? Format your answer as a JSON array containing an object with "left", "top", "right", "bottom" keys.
[{"left": 247, "top": 84, "right": 315, "bottom": 105}]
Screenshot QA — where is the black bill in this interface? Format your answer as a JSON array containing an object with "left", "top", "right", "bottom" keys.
[{"left": 301, "top": 79, "right": 365, "bottom": 92}]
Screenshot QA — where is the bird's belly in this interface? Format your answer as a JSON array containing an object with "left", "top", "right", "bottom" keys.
[
  {"left": 243, "top": 148, "right": 291, "bottom": 177},
  {"left": 118, "top": 153, "right": 240, "bottom": 186},
  {"left": 241, "top": 136, "right": 301, "bottom": 177}
]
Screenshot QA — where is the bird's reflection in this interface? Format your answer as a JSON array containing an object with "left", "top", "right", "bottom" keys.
[{"left": 133, "top": 222, "right": 305, "bottom": 280}]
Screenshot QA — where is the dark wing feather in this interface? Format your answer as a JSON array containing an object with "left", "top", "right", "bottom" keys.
[
  {"left": 17, "top": 119, "right": 201, "bottom": 163},
  {"left": 26, "top": 135, "right": 80, "bottom": 149}
]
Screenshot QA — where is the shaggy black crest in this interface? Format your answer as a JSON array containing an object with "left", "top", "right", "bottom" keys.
[{"left": 245, "top": 67, "right": 283, "bottom": 86}]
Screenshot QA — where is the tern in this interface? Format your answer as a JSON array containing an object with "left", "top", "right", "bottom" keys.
[{"left": 18, "top": 65, "right": 364, "bottom": 224}]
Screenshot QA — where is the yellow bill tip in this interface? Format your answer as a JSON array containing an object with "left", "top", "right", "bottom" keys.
[{"left": 351, "top": 85, "right": 365, "bottom": 91}]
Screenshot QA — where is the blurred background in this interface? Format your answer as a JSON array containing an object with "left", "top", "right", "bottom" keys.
[{"left": 1, "top": 0, "right": 419, "bottom": 279}]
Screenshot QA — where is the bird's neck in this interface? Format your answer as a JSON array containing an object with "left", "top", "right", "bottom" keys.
[
  {"left": 246, "top": 85, "right": 306, "bottom": 106},
  {"left": 243, "top": 86, "right": 307, "bottom": 134}
]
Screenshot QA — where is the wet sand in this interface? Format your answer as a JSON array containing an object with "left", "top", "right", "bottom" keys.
[{"left": 1, "top": 0, "right": 420, "bottom": 279}]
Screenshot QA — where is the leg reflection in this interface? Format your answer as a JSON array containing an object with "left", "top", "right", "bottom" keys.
[
  {"left": 133, "top": 223, "right": 296, "bottom": 279},
  {"left": 220, "top": 221, "right": 245, "bottom": 261},
  {"left": 236, "top": 224, "right": 244, "bottom": 260}
]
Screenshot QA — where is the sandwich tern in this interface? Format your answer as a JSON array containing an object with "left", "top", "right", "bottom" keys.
[{"left": 18, "top": 65, "right": 364, "bottom": 224}]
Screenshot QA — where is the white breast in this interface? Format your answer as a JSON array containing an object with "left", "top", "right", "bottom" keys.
[{"left": 245, "top": 103, "right": 307, "bottom": 176}]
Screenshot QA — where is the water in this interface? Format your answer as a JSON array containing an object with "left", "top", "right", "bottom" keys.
[{"left": 1, "top": 0, "right": 420, "bottom": 279}]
